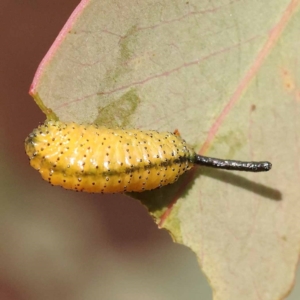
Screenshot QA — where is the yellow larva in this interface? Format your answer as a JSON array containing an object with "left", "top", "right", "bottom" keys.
[{"left": 25, "top": 120, "right": 272, "bottom": 193}]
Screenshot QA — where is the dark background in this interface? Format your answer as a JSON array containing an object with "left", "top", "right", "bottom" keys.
[{"left": 0, "top": 1, "right": 211, "bottom": 299}]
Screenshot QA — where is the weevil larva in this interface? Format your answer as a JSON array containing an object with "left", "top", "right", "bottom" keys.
[{"left": 25, "top": 120, "right": 272, "bottom": 193}]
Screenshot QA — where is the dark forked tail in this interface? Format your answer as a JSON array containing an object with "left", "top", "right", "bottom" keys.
[{"left": 194, "top": 155, "right": 272, "bottom": 172}]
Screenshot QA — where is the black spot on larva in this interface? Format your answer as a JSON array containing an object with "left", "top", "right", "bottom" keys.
[{"left": 144, "top": 164, "right": 152, "bottom": 170}]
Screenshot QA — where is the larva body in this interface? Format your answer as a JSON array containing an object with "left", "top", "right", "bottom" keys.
[{"left": 25, "top": 121, "right": 195, "bottom": 193}]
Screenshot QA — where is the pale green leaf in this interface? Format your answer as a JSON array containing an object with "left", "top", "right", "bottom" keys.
[{"left": 30, "top": 0, "right": 300, "bottom": 299}]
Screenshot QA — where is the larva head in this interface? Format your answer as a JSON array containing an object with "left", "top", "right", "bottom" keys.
[
  {"left": 25, "top": 132, "right": 37, "bottom": 160},
  {"left": 25, "top": 121, "right": 67, "bottom": 173},
  {"left": 25, "top": 124, "right": 44, "bottom": 170}
]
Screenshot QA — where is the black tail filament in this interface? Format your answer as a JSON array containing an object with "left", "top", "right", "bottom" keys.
[{"left": 194, "top": 155, "right": 272, "bottom": 172}]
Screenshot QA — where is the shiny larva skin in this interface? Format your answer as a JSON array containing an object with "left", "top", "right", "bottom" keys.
[{"left": 25, "top": 121, "right": 195, "bottom": 193}]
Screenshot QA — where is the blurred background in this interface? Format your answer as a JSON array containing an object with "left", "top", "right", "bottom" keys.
[{"left": 0, "top": 1, "right": 299, "bottom": 300}]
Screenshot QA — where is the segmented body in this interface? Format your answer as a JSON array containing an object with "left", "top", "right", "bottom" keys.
[{"left": 25, "top": 121, "right": 195, "bottom": 193}]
